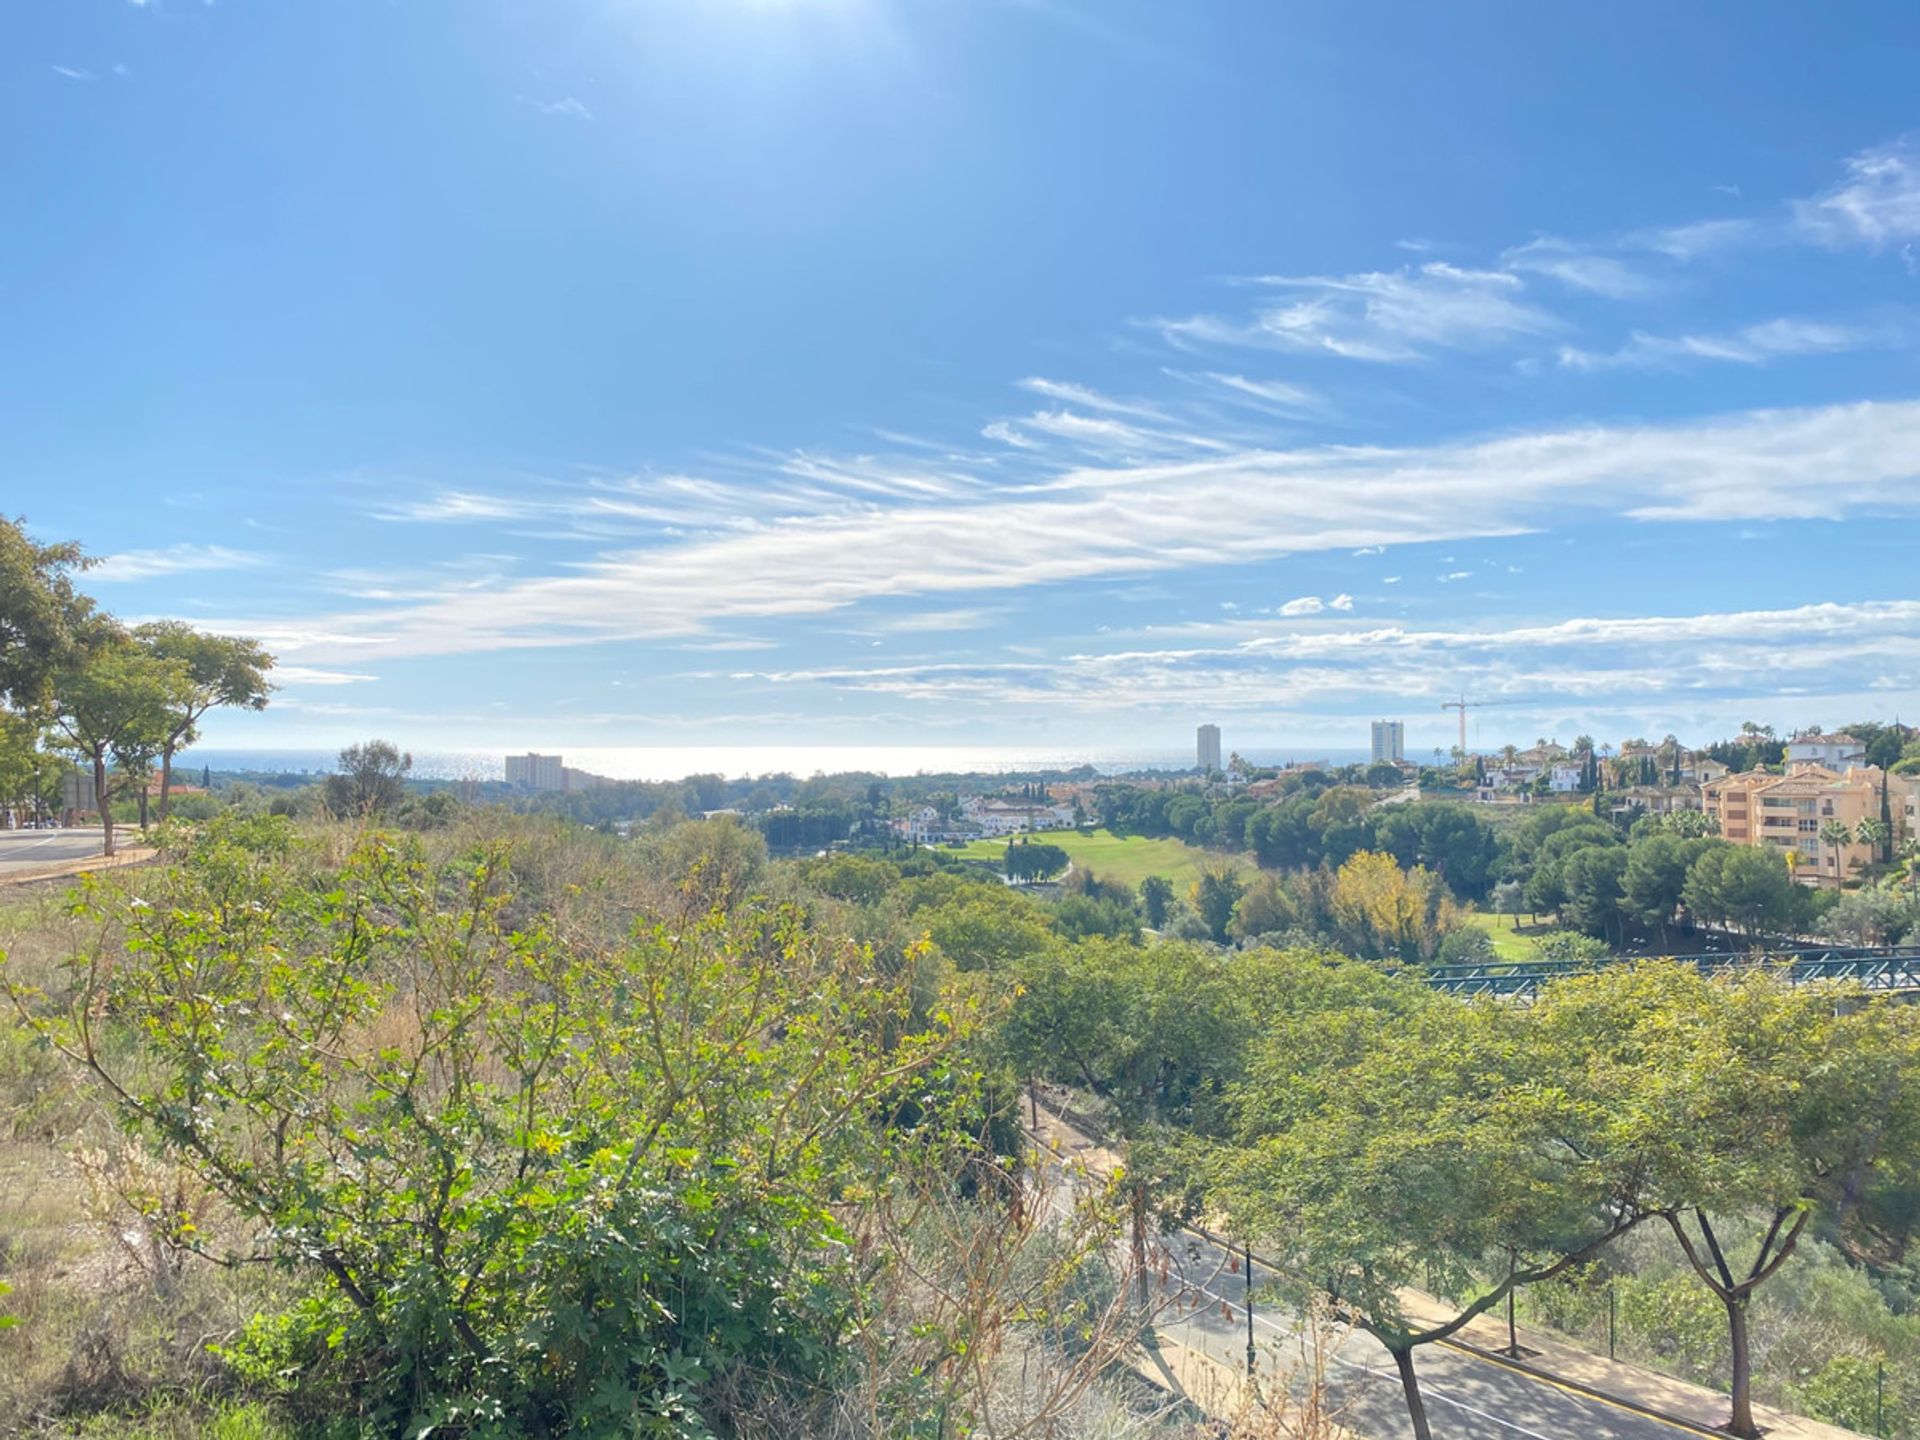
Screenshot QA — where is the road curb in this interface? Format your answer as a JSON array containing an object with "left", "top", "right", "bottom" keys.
[
  {"left": 0, "top": 847, "right": 158, "bottom": 888},
  {"left": 1432, "top": 1333, "right": 1723, "bottom": 1438}
]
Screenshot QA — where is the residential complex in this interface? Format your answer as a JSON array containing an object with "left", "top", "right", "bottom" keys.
[
  {"left": 1196, "top": 723, "right": 1222, "bottom": 773},
  {"left": 1702, "top": 762, "right": 1912, "bottom": 887},
  {"left": 1370, "top": 720, "right": 1405, "bottom": 765},
  {"left": 501, "top": 754, "right": 613, "bottom": 793},
  {"left": 505, "top": 752, "right": 566, "bottom": 792}
]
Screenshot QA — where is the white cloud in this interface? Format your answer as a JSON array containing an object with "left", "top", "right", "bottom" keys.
[
  {"left": 1503, "top": 236, "right": 1657, "bottom": 298},
  {"left": 1277, "top": 596, "right": 1325, "bottom": 616},
  {"left": 1174, "top": 371, "right": 1323, "bottom": 414},
  {"left": 1160, "top": 263, "right": 1560, "bottom": 363},
  {"left": 242, "top": 397, "right": 1920, "bottom": 663},
  {"left": 742, "top": 601, "right": 1920, "bottom": 722},
  {"left": 1438, "top": 571, "right": 1473, "bottom": 582},
  {"left": 1017, "top": 377, "right": 1163, "bottom": 418},
  {"left": 1328, "top": 593, "right": 1354, "bottom": 612},
  {"left": 1627, "top": 218, "right": 1758, "bottom": 261},
  {"left": 1558, "top": 317, "right": 1877, "bottom": 371},
  {"left": 1796, "top": 139, "right": 1920, "bottom": 247},
  {"left": 274, "top": 666, "right": 378, "bottom": 686},
  {"left": 526, "top": 96, "right": 592, "bottom": 121},
  {"left": 981, "top": 420, "right": 1038, "bottom": 449},
  {"left": 52, "top": 65, "right": 93, "bottom": 81},
  {"left": 92, "top": 544, "right": 267, "bottom": 582}
]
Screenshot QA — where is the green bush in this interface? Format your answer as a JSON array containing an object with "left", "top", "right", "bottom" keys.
[{"left": 4, "top": 814, "right": 978, "bottom": 1438}]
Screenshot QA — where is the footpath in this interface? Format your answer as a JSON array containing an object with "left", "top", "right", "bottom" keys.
[{"left": 1027, "top": 1089, "right": 1867, "bottom": 1440}]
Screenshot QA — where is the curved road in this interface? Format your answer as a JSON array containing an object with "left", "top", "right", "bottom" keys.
[
  {"left": 1028, "top": 1113, "right": 1717, "bottom": 1440},
  {"left": 1148, "top": 1224, "right": 1706, "bottom": 1440},
  {"left": 0, "top": 830, "right": 107, "bottom": 876}
]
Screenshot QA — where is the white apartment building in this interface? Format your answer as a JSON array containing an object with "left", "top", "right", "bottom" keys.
[
  {"left": 1197, "top": 724, "right": 1222, "bottom": 772},
  {"left": 1370, "top": 720, "right": 1405, "bottom": 764},
  {"left": 505, "top": 752, "right": 565, "bottom": 792}
]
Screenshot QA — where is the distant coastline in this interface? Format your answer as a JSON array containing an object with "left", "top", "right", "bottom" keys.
[{"left": 178, "top": 744, "right": 1379, "bottom": 784}]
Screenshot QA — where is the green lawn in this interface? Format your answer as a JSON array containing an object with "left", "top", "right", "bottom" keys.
[
  {"left": 947, "top": 827, "right": 1238, "bottom": 890},
  {"left": 1462, "top": 909, "right": 1550, "bottom": 962}
]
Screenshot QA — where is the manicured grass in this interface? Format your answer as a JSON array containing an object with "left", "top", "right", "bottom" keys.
[
  {"left": 947, "top": 828, "right": 1240, "bottom": 890},
  {"left": 1461, "top": 909, "right": 1551, "bottom": 962}
]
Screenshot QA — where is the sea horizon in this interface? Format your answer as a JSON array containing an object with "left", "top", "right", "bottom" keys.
[{"left": 178, "top": 744, "right": 1382, "bottom": 785}]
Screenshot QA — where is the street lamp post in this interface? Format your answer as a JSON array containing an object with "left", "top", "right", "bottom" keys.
[{"left": 1245, "top": 1240, "right": 1256, "bottom": 1376}]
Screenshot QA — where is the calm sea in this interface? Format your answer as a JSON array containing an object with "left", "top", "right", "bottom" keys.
[{"left": 178, "top": 745, "right": 1377, "bottom": 784}]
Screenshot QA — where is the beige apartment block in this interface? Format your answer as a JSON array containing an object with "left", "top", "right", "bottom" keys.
[{"left": 1701, "top": 762, "right": 1901, "bottom": 887}]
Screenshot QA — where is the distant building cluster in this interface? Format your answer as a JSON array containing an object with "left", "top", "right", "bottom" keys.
[
  {"left": 893, "top": 789, "right": 1079, "bottom": 844},
  {"left": 1705, "top": 757, "right": 1918, "bottom": 888},
  {"left": 1458, "top": 727, "right": 1919, "bottom": 890},
  {"left": 504, "top": 752, "right": 608, "bottom": 794}
]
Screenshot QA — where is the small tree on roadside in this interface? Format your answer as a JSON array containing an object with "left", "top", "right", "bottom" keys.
[
  {"left": 1214, "top": 963, "right": 1649, "bottom": 1440},
  {"left": 134, "top": 621, "right": 273, "bottom": 820},
  {"left": 0, "top": 517, "right": 96, "bottom": 717},
  {"left": 1531, "top": 963, "right": 1920, "bottom": 1440},
  {"left": 49, "top": 634, "right": 191, "bottom": 855}
]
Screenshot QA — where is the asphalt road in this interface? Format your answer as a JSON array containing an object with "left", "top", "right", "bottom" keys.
[
  {"left": 0, "top": 830, "right": 106, "bottom": 874},
  {"left": 1029, "top": 1138, "right": 1702, "bottom": 1440},
  {"left": 1151, "top": 1226, "right": 1699, "bottom": 1440}
]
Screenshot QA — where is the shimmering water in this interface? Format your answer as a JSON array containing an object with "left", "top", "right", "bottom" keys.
[{"left": 178, "top": 745, "right": 1376, "bottom": 783}]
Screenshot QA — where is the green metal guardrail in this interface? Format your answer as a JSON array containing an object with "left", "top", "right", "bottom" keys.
[{"left": 1422, "top": 945, "right": 1920, "bottom": 999}]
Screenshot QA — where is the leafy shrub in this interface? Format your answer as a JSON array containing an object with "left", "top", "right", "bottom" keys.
[{"left": 4, "top": 815, "right": 976, "bottom": 1437}]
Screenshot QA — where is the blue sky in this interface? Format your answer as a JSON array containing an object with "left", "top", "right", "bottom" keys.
[{"left": 7, "top": 0, "right": 1920, "bottom": 759}]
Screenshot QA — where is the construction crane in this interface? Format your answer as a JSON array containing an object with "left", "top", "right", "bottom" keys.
[{"left": 1440, "top": 694, "right": 1524, "bottom": 757}]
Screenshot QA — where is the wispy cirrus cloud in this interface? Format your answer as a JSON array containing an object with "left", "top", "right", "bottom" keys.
[
  {"left": 523, "top": 95, "right": 592, "bottom": 121},
  {"left": 1158, "top": 262, "right": 1559, "bottom": 362},
  {"left": 1557, "top": 316, "right": 1883, "bottom": 371},
  {"left": 217, "top": 396, "right": 1920, "bottom": 665},
  {"left": 1503, "top": 236, "right": 1658, "bottom": 298},
  {"left": 1795, "top": 138, "right": 1920, "bottom": 248},
  {"left": 741, "top": 600, "right": 1920, "bottom": 719},
  {"left": 92, "top": 544, "right": 267, "bottom": 582},
  {"left": 1016, "top": 377, "right": 1164, "bottom": 418},
  {"left": 274, "top": 666, "right": 379, "bottom": 686}
]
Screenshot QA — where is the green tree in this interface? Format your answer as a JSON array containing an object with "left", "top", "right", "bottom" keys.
[
  {"left": 49, "top": 636, "right": 191, "bottom": 855},
  {"left": 1854, "top": 814, "right": 1891, "bottom": 863},
  {"left": 1561, "top": 844, "right": 1628, "bottom": 944},
  {"left": 1621, "top": 833, "right": 1707, "bottom": 943},
  {"left": 324, "top": 739, "right": 412, "bottom": 817},
  {"left": 133, "top": 621, "right": 274, "bottom": 820},
  {"left": 1817, "top": 820, "right": 1854, "bottom": 885},
  {"left": 0, "top": 516, "right": 96, "bottom": 716},
  {"left": 1004, "top": 839, "right": 1068, "bottom": 883},
  {"left": 1684, "top": 844, "right": 1795, "bottom": 938},
  {"left": 1139, "top": 874, "right": 1175, "bottom": 929},
  {"left": 1216, "top": 965, "right": 1648, "bottom": 1440},
  {"left": 1190, "top": 863, "right": 1246, "bottom": 943},
  {"left": 1531, "top": 965, "right": 1920, "bottom": 1439}
]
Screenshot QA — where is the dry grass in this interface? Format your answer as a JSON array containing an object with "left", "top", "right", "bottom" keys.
[{"left": 0, "top": 889, "right": 285, "bottom": 1435}]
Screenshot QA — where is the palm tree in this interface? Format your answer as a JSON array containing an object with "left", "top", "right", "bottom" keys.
[
  {"left": 1817, "top": 820, "right": 1853, "bottom": 886},
  {"left": 1855, "top": 816, "right": 1891, "bottom": 863}
]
